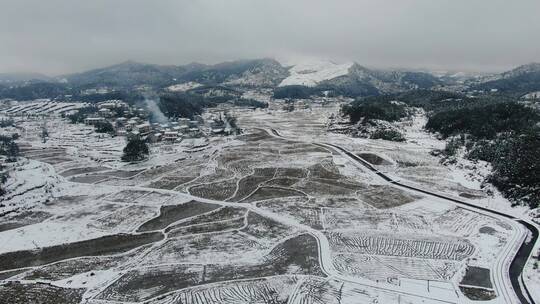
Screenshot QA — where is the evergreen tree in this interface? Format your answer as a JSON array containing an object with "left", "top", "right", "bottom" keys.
[{"left": 121, "top": 138, "right": 149, "bottom": 162}]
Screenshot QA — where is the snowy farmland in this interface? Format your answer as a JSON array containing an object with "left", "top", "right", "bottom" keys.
[{"left": 0, "top": 110, "right": 536, "bottom": 304}]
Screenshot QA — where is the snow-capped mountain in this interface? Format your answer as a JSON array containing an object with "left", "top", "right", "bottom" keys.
[
  {"left": 472, "top": 63, "right": 540, "bottom": 95},
  {"left": 276, "top": 59, "right": 441, "bottom": 96},
  {"left": 317, "top": 63, "right": 442, "bottom": 96},
  {"left": 278, "top": 60, "right": 354, "bottom": 87}
]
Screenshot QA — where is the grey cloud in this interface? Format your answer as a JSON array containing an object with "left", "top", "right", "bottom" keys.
[{"left": 1, "top": 0, "right": 539, "bottom": 74}]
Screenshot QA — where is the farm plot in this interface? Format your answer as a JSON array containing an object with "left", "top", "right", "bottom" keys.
[
  {"left": 135, "top": 191, "right": 175, "bottom": 205},
  {"left": 288, "top": 277, "right": 344, "bottom": 304},
  {"left": 59, "top": 166, "right": 110, "bottom": 177},
  {"left": 225, "top": 159, "right": 261, "bottom": 176},
  {"left": 104, "top": 165, "right": 186, "bottom": 187},
  {"left": 189, "top": 178, "right": 238, "bottom": 201},
  {"left": 0, "top": 282, "right": 85, "bottom": 304},
  {"left": 333, "top": 253, "right": 460, "bottom": 282},
  {"left": 0, "top": 232, "right": 164, "bottom": 271},
  {"left": 139, "top": 231, "right": 266, "bottom": 265},
  {"left": 263, "top": 234, "right": 325, "bottom": 276},
  {"left": 69, "top": 174, "right": 110, "bottom": 184},
  {"left": 311, "top": 196, "right": 373, "bottom": 209},
  {"left": 358, "top": 153, "right": 392, "bottom": 165},
  {"left": 263, "top": 177, "right": 300, "bottom": 187},
  {"left": 105, "top": 190, "right": 150, "bottom": 203},
  {"left": 167, "top": 216, "right": 245, "bottom": 237},
  {"left": 37, "top": 156, "right": 73, "bottom": 165},
  {"left": 189, "top": 168, "right": 235, "bottom": 184},
  {"left": 137, "top": 201, "right": 221, "bottom": 232},
  {"left": 241, "top": 187, "right": 306, "bottom": 203},
  {"left": 434, "top": 207, "right": 483, "bottom": 236},
  {"left": 460, "top": 266, "right": 493, "bottom": 288},
  {"left": 237, "top": 130, "right": 275, "bottom": 142},
  {"left": 322, "top": 208, "right": 430, "bottom": 232},
  {"left": 459, "top": 286, "right": 496, "bottom": 301},
  {"left": 227, "top": 174, "right": 271, "bottom": 202},
  {"left": 50, "top": 201, "right": 119, "bottom": 222},
  {"left": 164, "top": 164, "right": 206, "bottom": 180},
  {"left": 255, "top": 197, "right": 324, "bottom": 230},
  {"left": 96, "top": 264, "right": 205, "bottom": 302},
  {"left": 293, "top": 178, "right": 360, "bottom": 196},
  {"left": 89, "top": 205, "right": 158, "bottom": 232},
  {"left": 195, "top": 234, "right": 324, "bottom": 283},
  {"left": 98, "top": 235, "right": 323, "bottom": 302},
  {"left": 148, "top": 276, "right": 298, "bottom": 304},
  {"left": 147, "top": 176, "right": 197, "bottom": 190},
  {"left": 241, "top": 212, "right": 299, "bottom": 245},
  {"left": 0, "top": 269, "right": 26, "bottom": 280},
  {"left": 95, "top": 177, "right": 141, "bottom": 187},
  {"left": 102, "top": 169, "right": 144, "bottom": 178},
  {"left": 307, "top": 162, "right": 343, "bottom": 180},
  {"left": 0, "top": 210, "right": 52, "bottom": 232},
  {"left": 327, "top": 231, "right": 474, "bottom": 260},
  {"left": 356, "top": 185, "right": 422, "bottom": 209},
  {"left": 20, "top": 244, "right": 151, "bottom": 281},
  {"left": 275, "top": 167, "right": 308, "bottom": 178},
  {"left": 279, "top": 145, "right": 329, "bottom": 154},
  {"left": 167, "top": 206, "right": 247, "bottom": 229}
]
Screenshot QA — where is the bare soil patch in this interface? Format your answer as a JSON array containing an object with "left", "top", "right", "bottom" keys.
[
  {"left": 189, "top": 179, "right": 238, "bottom": 201},
  {"left": 358, "top": 153, "right": 392, "bottom": 165},
  {"left": 241, "top": 187, "right": 306, "bottom": 203},
  {"left": 0, "top": 232, "right": 164, "bottom": 271},
  {"left": 460, "top": 286, "right": 496, "bottom": 301},
  {"left": 0, "top": 282, "right": 85, "bottom": 304},
  {"left": 357, "top": 185, "right": 421, "bottom": 209},
  {"left": 137, "top": 201, "right": 221, "bottom": 232},
  {"left": 460, "top": 266, "right": 493, "bottom": 288}
]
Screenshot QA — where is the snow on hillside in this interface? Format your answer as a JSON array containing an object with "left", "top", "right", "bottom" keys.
[
  {"left": 279, "top": 60, "right": 353, "bottom": 87},
  {"left": 0, "top": 159, "right": 63, "bottom": 214},
  {"left": 522, "top": 91, "right": 540, "bottom": 99},
  {"left": 166, "top": 81, "right": 202, "bottom": 92}
]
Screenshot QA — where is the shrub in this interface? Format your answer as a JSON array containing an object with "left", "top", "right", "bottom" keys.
[
  {"left": 94, "top": 121, "right": 114, "bottom": 134},
  {"left": 121, "top": 138, "right": 149, "bottom": 162},
  {"left": 0, "top": 134, "right": 19, "bottom": 162},
  {"left": 370, "top": 128, "right": 406, "bottom": 142},
  {"left": 273, "top": 85, "right": 314, "bottom": 99},
  {"left": 342, "top": 101, "right": 408, "bottom": 124},
  {"left": 425, "top": 102, "right": 539, "bottom": 139}
]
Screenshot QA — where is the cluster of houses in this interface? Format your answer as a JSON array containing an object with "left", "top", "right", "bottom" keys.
[{"left": 83, "top": 100, "right": 238, "bottom": 143}]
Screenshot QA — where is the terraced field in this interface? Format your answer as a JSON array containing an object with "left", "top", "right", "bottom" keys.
[{"left": 0, "top": 119, "right": 524, "bottom": 304}]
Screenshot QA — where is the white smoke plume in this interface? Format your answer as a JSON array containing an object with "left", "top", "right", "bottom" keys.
[{"left": 143, "top": 93, "right": 168, "bottom": 124}]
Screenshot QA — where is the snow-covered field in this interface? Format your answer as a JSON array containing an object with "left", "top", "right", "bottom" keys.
[
  {"left": 0, "top": 108, "right": 537, "bottom": 304},
  {"left": 166, "top": 82, "right": 202, "bottom": 92}
]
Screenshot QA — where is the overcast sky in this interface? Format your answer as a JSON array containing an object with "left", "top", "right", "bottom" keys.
[{"left": 1, "top": 0, "right": 539, "bottom": 75}]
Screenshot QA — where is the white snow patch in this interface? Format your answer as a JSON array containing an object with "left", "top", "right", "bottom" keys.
[
  {"left": 279, "top": 60, "right": 353, "bottom": 87},
  {"left": 166, "top": 82, "right": 202, "bottom": 92}
]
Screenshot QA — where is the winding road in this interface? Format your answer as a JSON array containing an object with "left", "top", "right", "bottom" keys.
[
  {"left": 268, "top": 128, "right": 539, "bottom": 304},
  {"left": 4, "top": 127, "right": 537, "bottom": 304}
]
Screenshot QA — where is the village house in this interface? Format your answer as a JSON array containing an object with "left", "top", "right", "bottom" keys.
[
  {"left": 136, "top": 123, "right": 151, "bottom": 136},
  {"left": 84, "top": 117, "right": 106, "bottom": 125},
  {"left": 164, "top": 131, "right": 180, "bottom": 141}
]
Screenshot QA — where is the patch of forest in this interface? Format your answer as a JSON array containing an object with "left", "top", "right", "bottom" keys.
[{"left": 341, "top": 90, "right": 540, "bottom": 208}]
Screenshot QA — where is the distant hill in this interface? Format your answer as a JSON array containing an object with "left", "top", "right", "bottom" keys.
[
  {"left": 316, "top": 64, "right": 442, "bottom": 97},
  {"left": 181, "top": 58, "right": 288, "bottom": 88},
  {"left": 0, "top": 58, "right": 460, "bottom": 100},
  {"left": 62, "top": 58, "right": 288, "bottom": 90},
  {"left": 472, "top": 63, "right": 540, "bottom": 95},
  {"left": 63, "top": 61, "right": 190, "bottom": 89},
  {"left": 276, "top": 60, "right": 442, "bottom": 97},
  {"left": 0, "top": 72, "right": 53, "bottom": 84},
  {"left": 0, "top": 82, "right": 72, "bottom": 101}
]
